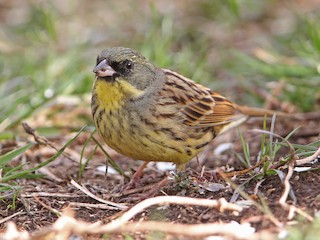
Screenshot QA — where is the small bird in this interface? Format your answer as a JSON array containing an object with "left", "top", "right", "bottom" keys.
[{"left": 92, "top": 47, "right": 284, "bottom": 181}]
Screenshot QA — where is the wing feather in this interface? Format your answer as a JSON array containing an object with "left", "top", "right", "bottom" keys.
[{"left": 162, "top": 69, "right": 245, "bottom": 128}]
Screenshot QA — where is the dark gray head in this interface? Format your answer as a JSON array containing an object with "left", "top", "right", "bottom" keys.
[{"left": 93, "top": 47, "right": 161, "bottom": 91}]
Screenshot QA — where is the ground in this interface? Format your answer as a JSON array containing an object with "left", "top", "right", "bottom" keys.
[{"left": 1, "top": 113, "right": 319, "bottom": 239}]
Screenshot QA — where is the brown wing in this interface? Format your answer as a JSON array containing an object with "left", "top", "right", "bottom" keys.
[{"left": 162, "top": 69, "right": 246, "bottom": 128}]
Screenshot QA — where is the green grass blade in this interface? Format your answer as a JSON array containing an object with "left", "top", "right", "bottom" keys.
[
  {"left": 2, "top": 126, "right": 86, "bottom": 182},
  {"left": 92, "top": 136, "right": 127, "bottom": 178},
  {"left": 78, "top": 128, "right": 96, "bottom": 179},
  {"left": 238, "top": 129, "right": 251, "bottom": 167},
  {"left": 227, "top": 0, "right": 240, "bottom": 18},
  {"left": 0, "top": 143, "right": 33, "bottom": 167}
]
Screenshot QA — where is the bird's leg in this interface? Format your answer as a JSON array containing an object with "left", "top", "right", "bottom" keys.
[{"left": 124, "top": 161, "right": 149, "bottom": 190}]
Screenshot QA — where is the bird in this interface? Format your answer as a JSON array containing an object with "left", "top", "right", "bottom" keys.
[{"left": 91, "top": 47, "right": 286, "bottom": 186}]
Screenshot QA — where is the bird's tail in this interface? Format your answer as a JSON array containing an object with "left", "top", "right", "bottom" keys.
[{"left": 234, "top": 104, "right": 291, "bottom": 118}]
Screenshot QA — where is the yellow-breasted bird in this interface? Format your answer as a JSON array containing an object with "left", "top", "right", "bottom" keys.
[{"left": 92, "top": 47, "right": 285, "bottom": 183}]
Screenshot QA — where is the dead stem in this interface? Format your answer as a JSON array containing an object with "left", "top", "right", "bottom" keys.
[
  {"left": 296, "top": 146, "right": 320, "bottom": 165},
  {"left": 22, "top": 122, "right": 84, "bottom": 164},
  {"left": 70, "top": 179, "right": 128, "bottom": 210},
  {"left": 33, "top": 196, "right": 61, "bottom": 216},
  {"left": 279, "top": 159, "right": 314, "bottom": 221}
]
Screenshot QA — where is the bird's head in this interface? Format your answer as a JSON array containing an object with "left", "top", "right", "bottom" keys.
[{"left": 93, "top": 47, "right": 159, "bottom": 91}]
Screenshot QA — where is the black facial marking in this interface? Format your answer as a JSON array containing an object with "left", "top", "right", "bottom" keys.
[{"left": 110, "top": 59, "right": 134, "bottom": 77}]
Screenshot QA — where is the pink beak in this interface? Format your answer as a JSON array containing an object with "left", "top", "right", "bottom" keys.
[{"left": 93, "top": 59, "right": 116, "bottom": 77}]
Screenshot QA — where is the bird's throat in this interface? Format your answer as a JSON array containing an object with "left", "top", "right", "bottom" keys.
[{"left": 93, "top": 78, "right": 144, "bottom": 111}]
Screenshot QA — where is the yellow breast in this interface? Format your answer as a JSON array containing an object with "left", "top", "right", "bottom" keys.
[{"left": 93, "top": 78, "right": 143, "bottom": 111}]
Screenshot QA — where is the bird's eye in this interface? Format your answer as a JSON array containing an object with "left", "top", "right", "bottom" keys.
[{"left": 125, "top": 60, "right": 133, "bottom": 70}]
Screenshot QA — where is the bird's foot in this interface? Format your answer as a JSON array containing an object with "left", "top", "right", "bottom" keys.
[{"left": 123, "top": 161, "right": 149, "bottom": 191}]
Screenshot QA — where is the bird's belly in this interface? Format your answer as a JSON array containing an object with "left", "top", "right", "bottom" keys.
[
  {"left": 97, "top": 117, "right": 188, "bottom": 164},
  {"left": 93, "top": 106, "right": 213, "bottom": 165}
]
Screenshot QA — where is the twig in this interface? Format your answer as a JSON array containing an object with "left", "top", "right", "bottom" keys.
[
  {"left": 221, "top": 156, "right": 267, "bottom": 177},
  {"left": 278, "top": 157, "right": 314, "bottom": 221},
  {"left": 21, "top": 192, "right": 82, "bottom": 198},
  {"left": 94, "top": 196, "right": 242, "bottom": 232},
  {"left": 279, "top": 161, "right": 295, "bottom": 205},
  {"left": 291, "top": 130, "right": 320, "bottom": 138},
  {"left": 60, "top": 201, "right": 122, "bottom": 210},
  {"left": 29, "top": 212, "right": 257, "bottom": 239},
  {"left": 0, "top": 211, "right": 25, "bottom": 225},
  {"left": 2, "top": 197, "right": 249, "bottom": 239},
  {"left": 70, "top": 179, "right": 128, "bottom": 210},
  {"left": 22, "top": 122, "right": 84, "bottom": 164},
  {"left": 293, "top": 111, "right": 320, "bottom": 120},
  {"left": 253, "top": 179, "right": 265, "bottom": 196},
  {"left": 33, "top": 196, "right": 62, "bottom": 216},
  {"left": 103, "top": 221, "right": 255, "bottom": 238},
  {"left": 296, "top": 146, "right": 320, "bottom": 165}
]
